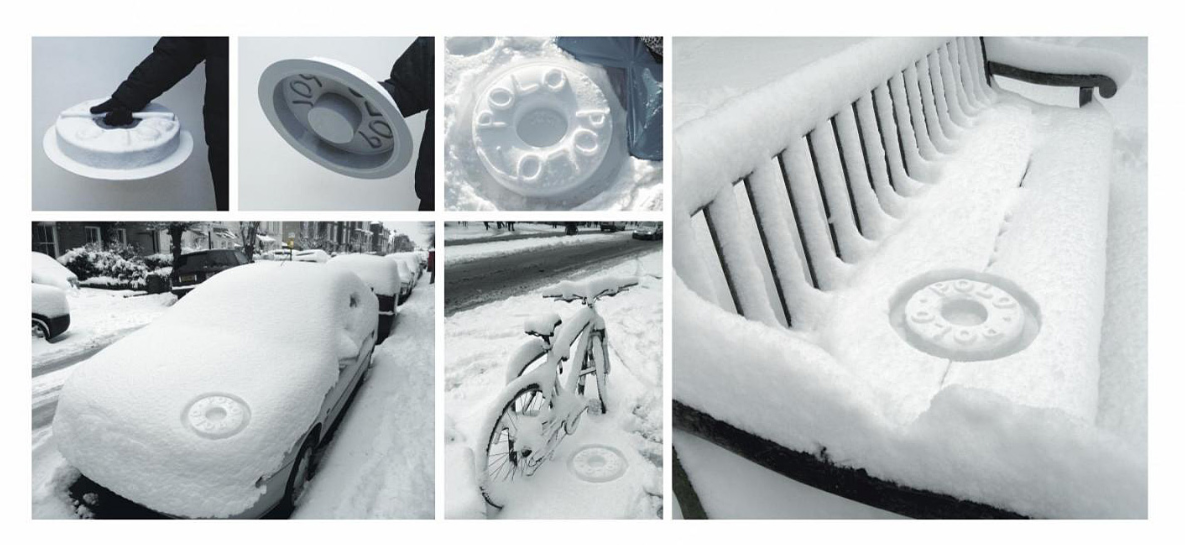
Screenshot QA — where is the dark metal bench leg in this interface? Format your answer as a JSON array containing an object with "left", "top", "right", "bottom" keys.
[{"left": 672, "top": 446, "right": 710, "bottom": 519}]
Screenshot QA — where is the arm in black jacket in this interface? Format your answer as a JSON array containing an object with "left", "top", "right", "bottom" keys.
[
  {"left": 111, "top": 37, "right": 208, "bottom": 111},
  {"left": 380, "top": 37, "right": 434, "bottom": 117}
]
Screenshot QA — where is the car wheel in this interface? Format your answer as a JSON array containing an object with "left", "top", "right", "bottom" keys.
[
  {"left": 284, "top": 433, "right": 318, "bottom": 509},
  {"left": 31, "top": 319, "right": 49, "bottom": 339}
]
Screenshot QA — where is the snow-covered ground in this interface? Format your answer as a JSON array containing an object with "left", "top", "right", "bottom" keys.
[
  {"left": 32, "top": 288, "right": 175, "bottom": 370},
  {"left": 446, "top": 230, "right": 630, "bottom": 265},
  {"left": 31, "top": 280, "right": 436, "bottom": 519},
  {"left": 444, "top": 250, "right": 663, "bottom": 518},
  {"left": 671, "top": 37, "right": 1147, "bottom": 518},
  {"left": 443, "top": 37, "right": 662, "bottom": 211}
]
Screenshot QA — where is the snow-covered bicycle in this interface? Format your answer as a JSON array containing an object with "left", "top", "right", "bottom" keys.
[{"left": 476, "top": 274, "right": 638, "bottom": 508}]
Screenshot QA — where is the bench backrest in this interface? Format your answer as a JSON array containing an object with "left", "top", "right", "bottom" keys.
[{"left": 674, "top": 37, "right": 994, "bottom": 330}]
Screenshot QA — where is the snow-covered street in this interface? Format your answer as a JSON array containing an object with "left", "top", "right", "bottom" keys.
[
  {"left": 444, "top": 247, "right": 663, "bottom": 519},
  {"left": 31, "top": 278, "right": 436, "bottom": 519}
]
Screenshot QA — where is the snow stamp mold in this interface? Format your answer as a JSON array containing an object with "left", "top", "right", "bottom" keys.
[
  {"left": 567, "top": 444, "right": 628, "bottom": 483},
  {"left": 471, "top": 62, "right": 615, "bottom": 199},
  {"left": 43, "top": 98, "right": 194, "bottom": 180},
  {"left": 890, "top": 270, "right": 1041, "bottom": 361},
  {"left": 258, "top": 57, "right": 414, "bottom": 179}
]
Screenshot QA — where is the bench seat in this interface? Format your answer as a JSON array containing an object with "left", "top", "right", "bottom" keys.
[{"left": 673, "top": 37, "right": 1143, "bottom": 518}]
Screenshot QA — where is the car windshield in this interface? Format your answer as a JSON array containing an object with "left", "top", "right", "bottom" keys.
[{"left": 176, "top": 251, "right": 246, "bottom": 272}]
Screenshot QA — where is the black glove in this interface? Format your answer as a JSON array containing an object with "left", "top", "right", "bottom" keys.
[{"left": 89, "top": 98, "right": 136, "bottom": 127}]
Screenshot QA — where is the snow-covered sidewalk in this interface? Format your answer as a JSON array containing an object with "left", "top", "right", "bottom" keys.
[
  {"left": 444, "top": 250, "right": 663, "bottom": 519},
  {"left": 32, "top": 288, "right": 175, "bottom": 372},
  {"left": 293, "top": 282, "right": 435, "bottom": 519}
]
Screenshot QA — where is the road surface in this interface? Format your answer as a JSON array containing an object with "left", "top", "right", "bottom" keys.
[{"left": 444, "top": 233, "right": 660, "bottom": 315}]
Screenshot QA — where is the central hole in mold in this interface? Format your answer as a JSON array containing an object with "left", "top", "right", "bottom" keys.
[
  {"left": 93, "top": 117, "right": 141, "bottom": 130},
  {"left": 517, "top": 108, "right": 568, "bottom": 147},
  {"left": 941, "top": 299, "right": 989, "bottom": 326},
  {"left": 205, "top": 407, "right": 228, "bottom": 422}
]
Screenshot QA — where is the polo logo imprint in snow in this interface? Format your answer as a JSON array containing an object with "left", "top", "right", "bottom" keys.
[
  {"left": 890, "top": 270, "right": 1041, "bottom": 361},
  {"left": 258, "top": 57, "right": 414, "bottom": 179},
  {"left": 568, "top": 444, "right": 628, "bottom": 484},
  {"left": 472, "top": 62, "right": 614, "bottom": 199},
  {"left": 44, "top": 98, "right": 194, "bottom": 180}
]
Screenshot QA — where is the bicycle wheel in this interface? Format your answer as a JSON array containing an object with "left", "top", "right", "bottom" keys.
[{"left": 480, "top": 383, "right": 546, "bottom": 508}]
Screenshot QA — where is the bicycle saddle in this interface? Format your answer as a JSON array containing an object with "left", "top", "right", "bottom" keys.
[
  {"left": 541, "top": 275, "right": 639, "bottom": 302},
  {"left": 525, "top": 312, "right": 563, "bottom": 338}
]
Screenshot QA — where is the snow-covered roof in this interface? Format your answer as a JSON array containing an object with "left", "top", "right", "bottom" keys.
[
  {"left": 327, "top": 253, "right": 401, "bottom": 297},
  {"left": 31, "top": 251, "right": 78, "bottom": 291}
]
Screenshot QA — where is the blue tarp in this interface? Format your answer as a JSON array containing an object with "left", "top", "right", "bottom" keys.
[{"left": 556, "top": 37, "right": 663, "bottom": 161}]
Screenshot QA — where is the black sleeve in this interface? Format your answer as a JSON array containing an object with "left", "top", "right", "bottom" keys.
[
  {"left": 380, "top": 37, "right": 434, "bottom": 118},
  {"left": 111, "top": 37, "right": 208, "bottom": 111}
]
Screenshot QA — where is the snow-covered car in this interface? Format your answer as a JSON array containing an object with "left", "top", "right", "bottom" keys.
[
  {"left": 389, "top": 259, "right": 414, "bottom": 303},
  {"left": 32, "top": 283, "right": 70, "bottom": 340},
  {"left": 327, "top": 253, "right": 401, "bottom": 343},
  {"left": 53, "top": 263, "right": 379, "bottom": 518},
  {"left": 171, "top": 249, "right": 249, "bottom": 297},
  {"left": 32, "top": 251, "right": 79, "bottom": 291},
  {"left": 632, "top": 222, "right": 663, "bottom": 240},
  {"left": 293, "top": 249, "right": 330, "bottom": 264},
  {"left": 389, "top": 253, "right": 422, "bottom": 284}
]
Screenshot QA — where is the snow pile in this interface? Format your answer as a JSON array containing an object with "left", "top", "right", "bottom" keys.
[
  {"left": 52, "top": 263, "right": 378, "bottom": 518},
  {"left": 293, "top": 283, "right": 435, "bottom": 519},
  {"left": 294, "top": 249, "right": 330, "bottom": 263},
  {"left": 446, "top": 231, "right": 624, "bottom": 265},
  {"left": 444, "top": 37, "right": 662, "bottom": 211},
  {"left": 327, "top": 253, "right": 401, "bottom": 297},
  {"left": 445, "top": 250, "right": 663, "bottom": 518},
  {"left": 32, "top": 251, "right": 78, "bottom": 291},
  {"left": 540, "top": 275, "right": 638, "bottom": 301}
]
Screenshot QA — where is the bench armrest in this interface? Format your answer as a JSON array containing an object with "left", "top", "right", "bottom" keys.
[{"left": 983, "top": 37, "right": 1131, "bottom": 105}]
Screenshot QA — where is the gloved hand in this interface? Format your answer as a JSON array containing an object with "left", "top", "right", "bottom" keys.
[{"left": 89, "top": 98, "right": 136, "bottom": 127}]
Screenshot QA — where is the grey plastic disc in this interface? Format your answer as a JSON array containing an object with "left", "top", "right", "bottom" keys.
[{"left": 258, "top": 57, "right": 413, "bottom": 179}]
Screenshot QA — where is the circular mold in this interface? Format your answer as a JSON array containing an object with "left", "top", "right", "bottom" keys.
[
  {"left": 470, "top": 62, "right": 614, "bottom": 198},
  {"left": 258, "top": 57, "right": 413, "bottom": 179},
  {"left": 890, "top": 271, "right": 1041, "bottom": 361},
  {"left": 567, "top": 444, "right": 628, "bottom": 483},
  {"left": 43, "top": 99, "right": 193, "bottom": 180},
  {"left": 183, "top": 394, "right": 250, "bottom": 439}
]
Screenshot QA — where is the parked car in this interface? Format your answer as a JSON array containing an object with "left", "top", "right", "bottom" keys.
[
  {"left": 327, "top": 254, "right": 401, "bottom": 343},
  {"left": 632, "top": 222, "right": 663, "bottom": 240},
  {"left": 600, "top": 221, "right": 626, "bottom": 232},
  {"left": 53, "top": 263, "right": 379, "bottom": 518},
  {"left": 293, "top": 249, "right": 330, "bottom": 264},
  {"left": 32, "top": 283, "right": 70, "bottom": 340},
  {"left": 32, "top": 251, "right": 79, "bottom": 291},
  {"left": 391, "top": 259, "right": 414, "bottom": 303},
  {"left": 390, "top": 252, "right": 423, "bottom": 281},
  {"left": 171, "top": 249, "right": 249, "bottom": 297}
]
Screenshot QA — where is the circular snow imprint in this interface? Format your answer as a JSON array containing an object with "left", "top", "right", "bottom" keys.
[
  {"left": 471, "top": 62, "right": 614, "bottom": 198},
  {"left": 568, "top": 444, "right": 628, "bottom": 483},
  {"left": 183, "top": 394, "right": 250, "bottom": 439},
  {"left": 890, "top": 270, "right": 1041, "bottom": 361}
]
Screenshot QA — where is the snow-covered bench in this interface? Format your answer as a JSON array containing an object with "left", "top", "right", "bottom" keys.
[{"left": 673, "top": 38, "right": 1143, "bottom": 518}]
